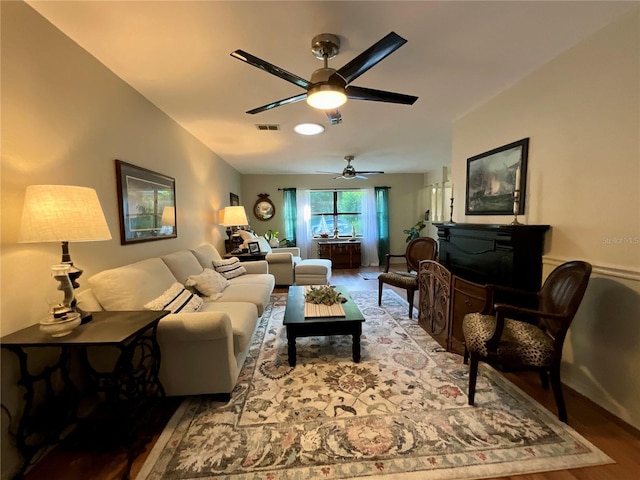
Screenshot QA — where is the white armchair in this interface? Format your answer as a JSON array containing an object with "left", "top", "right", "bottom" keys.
[
  {"left": 253, "top": 236, "right": 300, "bottom": 285},
  {"left": 239, "top": 231, "right": 331, "bottom": 286}
]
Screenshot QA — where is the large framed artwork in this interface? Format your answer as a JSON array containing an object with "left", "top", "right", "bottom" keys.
[
  {"left": 465, "top": 138, "right": 529, "bottom": 215},
  {"left": 115, "top": 160, "right": 177, "bottom": 244}
]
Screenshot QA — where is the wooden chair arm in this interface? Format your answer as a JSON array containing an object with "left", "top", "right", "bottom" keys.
[
  {"left": 482, "top": 284, "right": 540, "bottom": 314},
  {"left": 383, "top": 253, "right": 407, "bottom": 273}
]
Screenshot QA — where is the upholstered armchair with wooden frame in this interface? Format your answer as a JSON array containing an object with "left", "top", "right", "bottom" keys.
[
  {"left": 378, "top": 237, "right": 438, "bottom": 318},
  {"left": 462, "top": 260, "right": 592, "bottom": 422}
]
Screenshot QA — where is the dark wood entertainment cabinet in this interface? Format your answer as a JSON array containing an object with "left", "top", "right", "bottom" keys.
[{"left": 419, "top": 223, "right": 550, "bottom": 354}]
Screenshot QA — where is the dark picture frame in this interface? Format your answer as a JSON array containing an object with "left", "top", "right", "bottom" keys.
[
  {"left": 247, "top": 241, "right": 260, "bottom": 254},
  {"left": 230, "top": 193, "right": 239, "bottom": 206},
  {"left": 465, "top": 138, "right": 529, "bottom": 215},
  {"left": 115, "top": 160, "right": 177, "bottom": 244}
]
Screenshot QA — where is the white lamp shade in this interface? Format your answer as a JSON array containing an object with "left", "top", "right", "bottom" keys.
[
  {"left": 160, "top": 206, "right": 176, "bottom": 226},
  {"left": 223, "top": 206, "right": 248, "bottom": 227},
  {"left": 18, "top": 185, "right": 112, "bottom": 243}
]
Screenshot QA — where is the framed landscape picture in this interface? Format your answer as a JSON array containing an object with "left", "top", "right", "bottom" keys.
[
  {"left": 116, "top": 160, "right": 177, "bottom": 244},
  {"left": 465, "top": 138, "right": 529, "bottom": 215}
]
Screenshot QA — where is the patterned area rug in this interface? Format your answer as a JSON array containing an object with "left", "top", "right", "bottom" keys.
[{"left": 136, "top": 290, "right": 612, "bottom": 480}]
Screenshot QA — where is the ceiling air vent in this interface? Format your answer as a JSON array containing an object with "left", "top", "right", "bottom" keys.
[{"left": 255, "top": 124, "right": 280, "bottom": 131}]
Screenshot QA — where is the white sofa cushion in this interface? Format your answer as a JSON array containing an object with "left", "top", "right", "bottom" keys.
[
  {"left": 191, "top": 243, "right": 223, "bottom": 269},
  {"left": 161, "top": 250, "right": 204, "bottom": 284},
  {"left": 88, "top": 258, "right": 177, "bottom": 311},
  {"left": 217, "top": 284, "right": 272, "bottom": 316},
  {"left": 144, "top": 283, "right": 203, "bottom": 313},
  {"left": 185, "top": 268, "right": 229, "bottom": 300},
  {"left": 202, "top": 301, "right": 258, "bottom": 354}
]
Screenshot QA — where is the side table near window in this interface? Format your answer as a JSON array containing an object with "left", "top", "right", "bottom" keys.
[
  {"left": 318, "top": 241, "right": 361, "bottom": 269},
  {"left": 0, "top": 310, "right": 169, "bottom": 479}
]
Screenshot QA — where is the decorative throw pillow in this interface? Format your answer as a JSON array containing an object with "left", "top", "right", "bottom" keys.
[
  {"left": 238, "top": 230, "right": 257, "bottom": 242},
  {"left": 144, "top": 282, "right": 203, "bottom": 313},
  {"left": 212, "top": 257, "right": 247, "bottom": 279},
  {"left": 184, "top": 268, "right": 229, "bottom": 299}
]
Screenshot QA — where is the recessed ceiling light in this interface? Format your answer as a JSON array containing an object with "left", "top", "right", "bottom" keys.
[{"left": 294, "top": 123, "right": 325, "bottom": 135}]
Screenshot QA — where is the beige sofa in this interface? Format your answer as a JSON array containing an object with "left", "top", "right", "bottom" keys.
[
  {"left": 240, "top": 233, "right": 332, "bottom": 286},
  {"left": 76, "top": 243, "right": 274, "bottom": 398}
]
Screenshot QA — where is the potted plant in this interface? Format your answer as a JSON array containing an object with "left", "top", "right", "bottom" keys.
[
  {"left": 403, "top": 220, "right": 426, "bottom": 243},
  {"left": 265, "top": 229, "right": 280, "bottom": 248}
]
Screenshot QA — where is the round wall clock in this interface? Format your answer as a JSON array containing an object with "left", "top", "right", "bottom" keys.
[{"left": 253, "top": 193, "right": 275, "bottom": 221}]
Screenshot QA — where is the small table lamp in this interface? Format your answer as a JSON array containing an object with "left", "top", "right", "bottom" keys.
[
  {"left": 18, "top": 185, "right": 112, "bottom": 323},
  {"left": 223, "top": 206, "right": 249, "bottom": 251}
]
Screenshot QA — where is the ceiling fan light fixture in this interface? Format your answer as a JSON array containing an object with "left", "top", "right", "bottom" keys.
[
  {"left": 294, "top": 123, "right": 325, "bottom": 135},
  {"left": 306, "top": 85, "right": 347, "bottom": 110}
]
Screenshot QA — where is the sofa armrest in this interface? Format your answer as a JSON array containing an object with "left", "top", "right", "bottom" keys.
[
  {"left": 241, "top": 260, "right": 269, "bottom": 274},
  {"left": 265, "top": 252, "right": 294, "bottom": 265},
  {"left": 274, "top": 247, "right": 301, "bottom": 256},
  {"left": 157, "top": 311, "right": 231, "bottom": 342}
]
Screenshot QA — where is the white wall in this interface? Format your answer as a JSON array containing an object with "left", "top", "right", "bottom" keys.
[
  {"left": 452, "top": 9, "right": 640, "bottom": 428},
  {"left": 1, "top": 3, "right": 241, "bottom": 476}
]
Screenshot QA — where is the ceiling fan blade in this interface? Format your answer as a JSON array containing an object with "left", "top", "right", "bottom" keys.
[
  {"left": 325, "top": 109, "right": 342, "bottom": 125},
  {"left": 357, "top": 171, "right": 384, "bottom": 175},
  {"left": 317, "top": 171, "right": 342, "bottom": 175},
  {"left": 354, "top": 175, "right": 369, "bottom": 180},
  {"left": 336, "top": 32, "right": 407, "bottom": 84},
  {"left": 246, "top": 93, "right": 307, "bottom": 114},
  {"left": 231, "top": 50, "right": 312, "bottom": 90},
  {"left": 346, "top": 86, "right": 418, "bottom": 105}
]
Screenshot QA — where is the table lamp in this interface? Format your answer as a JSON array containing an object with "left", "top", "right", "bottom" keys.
[
  {"left": 223, "top": 206, "right": 249, "bottom": 252},
  {"left": 18, "top": 185, "right": 112, "bottom": 323}
]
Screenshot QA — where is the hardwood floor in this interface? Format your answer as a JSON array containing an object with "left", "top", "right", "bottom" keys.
[{"left": 22, "top": 267, "right": 640, "bottom": 480}]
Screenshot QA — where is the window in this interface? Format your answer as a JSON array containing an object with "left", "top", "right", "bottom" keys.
[{"left": 310, "top": 190, "right": 363, "bottom": 237}]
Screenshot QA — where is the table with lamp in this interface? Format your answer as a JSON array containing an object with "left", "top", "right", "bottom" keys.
[
  {"left": 222, "top": 205, "right": 250, "bottom": 254},
  {"left": 1, "top": 185, "right": 168, "bottom": 478}
]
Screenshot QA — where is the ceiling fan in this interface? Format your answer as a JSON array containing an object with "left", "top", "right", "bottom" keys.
[
  {"left": 318, "top": 156, "right": 384, "bottom": 180},
  {"left": 230, "top": 32, "right": 418, "bottom": 125}
]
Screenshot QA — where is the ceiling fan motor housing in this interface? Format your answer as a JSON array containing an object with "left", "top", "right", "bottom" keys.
[{"left": 311, "top": 33, "right": 340, "bottom": 60}]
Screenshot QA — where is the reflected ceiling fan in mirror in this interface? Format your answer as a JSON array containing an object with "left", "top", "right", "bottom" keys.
[
  {"left": 318, "top": 156, "right": 384, "bottom": 180},
  {"left": 230, "top": 32, "right": 418, "bottom": 125}
]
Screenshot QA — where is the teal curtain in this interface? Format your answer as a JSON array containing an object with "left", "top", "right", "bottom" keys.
[
  {"left": 375, "top": 187, "right": 390, "bottom": 264},
  {"left": 283, "top": 188, "right": 297, "bottom": 245}
]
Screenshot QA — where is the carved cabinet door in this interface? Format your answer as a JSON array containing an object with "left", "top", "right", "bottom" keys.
[{"left": 418, "top": 260, "right": 451, "bottom": 350}]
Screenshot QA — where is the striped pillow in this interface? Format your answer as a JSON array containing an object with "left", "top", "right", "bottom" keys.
[
  {"left": 212, "top": 257, "right": 247, "bottom": 279},
  {"left": 144, "top": 283, "right": 203, "bottom": 313}
]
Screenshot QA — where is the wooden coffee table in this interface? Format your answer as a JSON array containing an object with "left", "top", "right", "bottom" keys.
[{"left": 283, "top": 286, "right": 365, "bottom": 367}]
